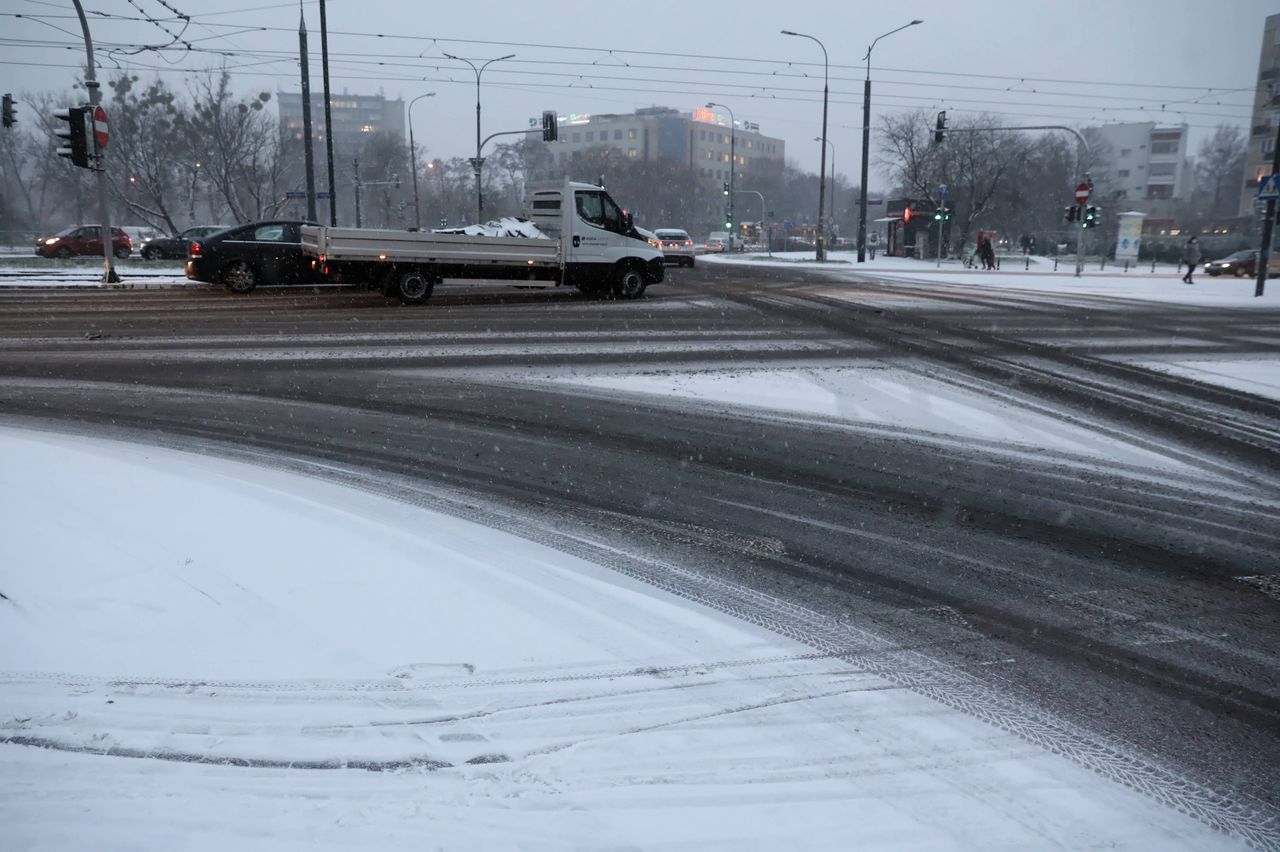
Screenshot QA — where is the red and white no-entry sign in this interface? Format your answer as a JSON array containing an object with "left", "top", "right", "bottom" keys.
[
  {"left": 92, "top": 105, "right": 109, "bottom": 150},
  {"left": 1074, "top": 182, "right": 1090, "bottom": 205}
]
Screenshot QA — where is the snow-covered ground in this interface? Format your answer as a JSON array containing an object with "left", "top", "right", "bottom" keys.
[
  {"left": 0, "top": 426, "right": 1244, "bottom": 850},
  {"left": 704, "top": 252, "right": 1278, "bottom": 307}
]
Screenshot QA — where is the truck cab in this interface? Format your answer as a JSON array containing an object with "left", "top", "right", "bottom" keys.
[{"left": 527, "top": 179, "right": 664, "bottom": 296}]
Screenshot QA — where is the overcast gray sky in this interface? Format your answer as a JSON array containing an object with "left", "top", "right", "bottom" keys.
[{"left": 2, "top": 0, "right": 1271, "bottom": 189}]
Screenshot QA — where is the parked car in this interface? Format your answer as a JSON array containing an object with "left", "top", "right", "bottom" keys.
[
  {"left": 120, "top": 225, "right": 164, "bottom": 248},
  {"left": 140, "top": 225, "right": 230, "bottom": 260},
  {"left": 1203, "top": 249, "right": 1280, "bottom": 278},
  {"left": 185, "top": 220, "right": 316, "bottom": 293},
  {"left": 35, "top": 225, "right": 132, "bottom": 259},
  {"left": 653, "top": 228, "right": 697, "bottom": 267}
]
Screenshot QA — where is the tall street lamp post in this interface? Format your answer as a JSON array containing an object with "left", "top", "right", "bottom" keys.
[
  {"left": 706, "top": 101, "right": 735, "bottom": 245},
  {"left": 444, "top": 52, "right": 514, "bottom": 224},
  {"left": 781, "top": 30, "right": 828, "bottom": 262},
  {"left": 814, "top": 136, "right": 835, "bottom": 243},
  {"left": 407, "top": 91, "right": 435, "bottom": 230},
  {"left": 858, "top": 19, "right": 923, "bottom": 263}
]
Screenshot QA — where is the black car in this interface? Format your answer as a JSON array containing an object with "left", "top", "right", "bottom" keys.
[
  {"left": 185, "top": 221, "right": 316, "bottom": 293},
  {"left": 140, "top": 225, "right": 230, "bottom": 260}
]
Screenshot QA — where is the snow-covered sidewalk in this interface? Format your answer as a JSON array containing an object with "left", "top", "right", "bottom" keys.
[
  {"left": 0, "top": 426, "right": 1247, "bottom": 850},
  {"left": 703, "top": 252, "right": 1278, "bottom": 307}
]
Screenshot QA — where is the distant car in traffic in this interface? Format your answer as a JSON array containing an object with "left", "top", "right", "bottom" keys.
[
  {"left": 185, "top": 220, "right": 316, "bottom": 293},
  {"left": 119, "top": 225, "right": 164, "bottom": 248},
  {"left": 653, "top": 228, "right": 696, "bottom": 267},
  {"left": 35, "top": 225, "right": 132, "bottom": 259},
  {"left": 1203, "top": 249, "right": 1280, "bottom": 278},
  {"left": 140, "top": 225, "right": 230, "bottom": 260}
]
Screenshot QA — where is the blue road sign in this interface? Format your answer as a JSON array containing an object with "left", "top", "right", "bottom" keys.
[
  {"left": 783, "top": 218, "right": 794, "bottom": 229},
  {"left": 938, "top": 184, "right": 949, "bottom": 198},
  {"left": 1257, "top": 174, "right": 1280, "bottom": 201},
  {"left": 767, "top": 210, "right": 775, "bottom": 219}
]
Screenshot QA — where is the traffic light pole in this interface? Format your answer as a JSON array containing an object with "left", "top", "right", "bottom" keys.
[
  {"left": 1255, "top": 123, "right": 1280, "bottom": 298},
  {"left": 71, "top": 0, "right": 117, "bottom": 283}
]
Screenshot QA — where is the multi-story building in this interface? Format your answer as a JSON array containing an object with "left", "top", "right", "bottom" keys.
[
  {"left": 1085, "top": 121, "right": 1194, "bottom": 214},
  {"left": 276, "top": 91, "right": 405, "bottom": 157},
  {"left": 531, "top": 105, "right": 785, "bottom": 186},
  {"left": 1239, "top": 12, "right": 1280, "bottom": 218}
]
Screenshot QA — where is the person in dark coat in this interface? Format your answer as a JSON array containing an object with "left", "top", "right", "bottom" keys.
[
  {"left": 981, "top": 237, "right": 997, "bottom": 270},
  {"left": 1182, "top": 237, "right": 1201, "bottom": 284}
]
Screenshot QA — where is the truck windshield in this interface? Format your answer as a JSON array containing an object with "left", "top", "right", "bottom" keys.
[{"left": 575, "top": 191, "right": 623, "bottom": 233}]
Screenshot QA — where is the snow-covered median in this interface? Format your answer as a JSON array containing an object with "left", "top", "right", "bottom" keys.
[{"left": 0, "top": 426, "right": 1239, "bottom": 850}]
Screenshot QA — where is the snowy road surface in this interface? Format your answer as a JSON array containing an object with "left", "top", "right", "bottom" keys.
[{"left": 0, "top": 427, "right": 1246, "bottom": 850}]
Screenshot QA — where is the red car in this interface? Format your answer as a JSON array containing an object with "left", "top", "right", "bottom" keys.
[{"left": 35, "top": 225, "right": 132, "bottom": 259}]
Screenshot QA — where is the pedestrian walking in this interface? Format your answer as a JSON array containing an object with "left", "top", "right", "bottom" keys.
[
  {"left": 982, "top": 237, "right": 996, "bottom": 270},
  {"left": 1182, "top": 237, "right": 1201, "bottom": 284}
]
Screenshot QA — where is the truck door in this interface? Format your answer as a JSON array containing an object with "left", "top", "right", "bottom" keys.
[{"left": 571, "top": 189, "right": 620, "bottom": 266}]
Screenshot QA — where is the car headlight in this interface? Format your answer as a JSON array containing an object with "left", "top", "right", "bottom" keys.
[{"left": 44, "top": 238, "right": 58, "bottom": 245}]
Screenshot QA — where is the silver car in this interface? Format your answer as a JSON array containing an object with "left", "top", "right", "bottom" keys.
[{"left": 653, "top": 228, "right": 697, "bottom": 267}]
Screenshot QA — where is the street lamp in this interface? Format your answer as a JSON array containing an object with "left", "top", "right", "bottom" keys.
[
  {"left": 706, "top": 101, "right": 735, "bottom": 244},
  {"left": 781, "top": 30, "right": 828, "bottom": 261},
  {"left": 814, "top": 136, "right": 835, "bottom": 243},
  {"left": 444, "top": 51, "right": 515, "bottom": 224},
  {"left": 858, "top": 19, "right": 923, "bottom": 263},
  {"left": 407, "top": 91, "right": 435, "bottom": 230}
]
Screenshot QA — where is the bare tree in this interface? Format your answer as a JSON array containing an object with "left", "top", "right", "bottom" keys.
[
  {"left": 183, "top": 72, "right": 280, "bottom": 224},
  {"left": 878, "top": 110, "right": 1026, "bottom": 253},
  {"left": 1196, "top": 124, "right": 1246, "bottom": 218},
  {"left": 104, "top": 74, "right": 190, "bottom": 233}
]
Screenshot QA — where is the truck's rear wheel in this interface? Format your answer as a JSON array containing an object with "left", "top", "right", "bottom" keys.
[
  {"left": 612, "top": 264, "right": 647, "bottom": 300},
  {"left": 394, "top": 268, "right": 435, "bottom": 305}
]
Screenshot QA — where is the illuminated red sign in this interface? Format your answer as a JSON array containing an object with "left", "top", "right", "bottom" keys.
[{"left": 694, "top": 107, "right": 718, "bottom": 124}]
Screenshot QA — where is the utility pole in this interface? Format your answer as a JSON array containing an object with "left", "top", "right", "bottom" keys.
[
  {"left": 353, "top": 157, "right": 362, "bottom": 228},
  {"left": 298, "top": 5, "right": 317, "bottom": 223},
  {"left": 1255, "top": 123, "right": 1280, "bottom": 298},
  {"left": 70, "top": 0, "right": 117, "bottom": 283},
  {"left": 318, "top": 0, "right": 337, "bottom": 225}
]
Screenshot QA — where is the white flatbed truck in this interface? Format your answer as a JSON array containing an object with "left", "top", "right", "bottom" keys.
[{"left": 300, "top": 179, "right": 664, "bottom": 304}]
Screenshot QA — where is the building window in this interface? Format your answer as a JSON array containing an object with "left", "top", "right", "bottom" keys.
[
  {"left": 572, "top": 132, "right": 580, "bottom": 143},
  {"left": 1150, "top": 141, "right": 1178, "bottom": 155},
  {"left": 360, "top": 124, "right": 374, "bottom": 133},
  {"left": 627, "top": 129, "right": 637, "bottom": 139},
  {"left": 1118, "top": 169, "right": 1130, "bottom": 177},
  {"left": 627, "top": 148, "right": 638, "bottom": 159},
  {"left": 614, "top": 129, "right": 622, "bottom": 140},
  {"left": 1119, "top": 148, "right": 1132, "bottom": 157},
  {"left": 1149, "top": 162, "right": 1176, "bottom": 176},
  {"left": 585, "top": 131, "right": 594, "bottom": 142},
  {"left": 1146, "top": 184, "right": 1172, "bottom": 199}
]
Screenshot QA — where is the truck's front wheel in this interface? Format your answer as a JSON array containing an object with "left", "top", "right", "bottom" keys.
[
  {"left": 612, "top": 264, "right": 647, "bottom": 300},
  {"left": 394, "top": 269, "right": 435, "bottom": 305}
]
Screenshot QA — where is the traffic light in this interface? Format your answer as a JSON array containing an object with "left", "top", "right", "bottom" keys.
[
  {"left": 723, "top": 181, "right": 730, "bottom": 196},
  {"left": 54, "top": 106, "right": 89, "bottom": 168},
  {"left": 1064, "top": 205, "right": 1078, "bottom": 223},
  {"left": 2, "top": 93, "right": 15, "bottom": 129},
  {"left": 1082, "top": 205, "right": 1100, "bottom": 229},
  {"left": 933, "top": 110, "right": 947, "bottom": 144},
  {"left": 438, "top": 216, "right": 447, "bottom": 228},
  {"left": 541, "top": 110, "right": 558, "bottom": 143},
  {"left": 933, "top": 205, "right": 944, "bottom": 222}
]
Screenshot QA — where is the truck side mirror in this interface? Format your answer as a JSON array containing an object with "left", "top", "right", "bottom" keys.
[{"left": 622, "top": 211, "right": 633, "bottom": 232}]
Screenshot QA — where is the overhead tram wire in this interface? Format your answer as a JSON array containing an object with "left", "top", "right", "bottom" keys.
[{"left": 2, "top": 16, "right": 1253, "bottom": 114}]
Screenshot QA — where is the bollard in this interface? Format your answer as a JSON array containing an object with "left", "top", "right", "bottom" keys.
[
  {"left": 1124, "top": 260, "right": 1129, "bottom": 273},
  {"left": 1054, "top": 256, "right": 1059, "bottom": 271},
  {"left": 1151, "top": 259, "right": 1157, "bottom": 273},
  {"left": 1100, "top": 257, "right": 1105, "bottom": 271},
  {"left": 1025, "top": 254, "right": 1030, "bottom": 270}
]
